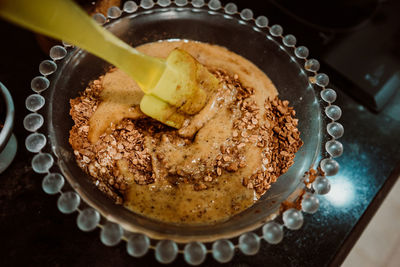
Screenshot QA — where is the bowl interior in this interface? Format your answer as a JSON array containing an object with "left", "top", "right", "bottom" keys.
[{"left": 47, "top": 7, "right": 322, "bottom": 242}]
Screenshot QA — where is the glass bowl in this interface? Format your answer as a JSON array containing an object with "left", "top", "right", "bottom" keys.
[
  {"left": 25, "top": 0, "right": 343, "bottom": 264},
  {"left": 0, "top": 81, "right": 17, "bottom": 173}
]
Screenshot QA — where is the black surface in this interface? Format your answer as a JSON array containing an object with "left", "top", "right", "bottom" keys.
[
  {"left": 264, "top": 0, "right": 400, "bottom": 112},
  {"left": 1, "top": 1, "right": 400, "bottom": 266}
]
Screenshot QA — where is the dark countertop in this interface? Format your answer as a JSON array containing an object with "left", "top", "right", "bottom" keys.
[{"left": 1, "top": 2, "right": 400, "bottom": 267}]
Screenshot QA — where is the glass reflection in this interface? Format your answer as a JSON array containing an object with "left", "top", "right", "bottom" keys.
[{"left": 325, "top": 174, "right": 354, "bottom": 207}]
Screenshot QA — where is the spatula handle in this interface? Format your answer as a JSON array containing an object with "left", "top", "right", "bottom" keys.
[{"left": 0, "top": 0, "right": 165, "bottom": 91}]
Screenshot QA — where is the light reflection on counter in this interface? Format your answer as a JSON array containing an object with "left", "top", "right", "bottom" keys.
[{"left": 325, "top": 174, "right": 355, "bottom": 207}]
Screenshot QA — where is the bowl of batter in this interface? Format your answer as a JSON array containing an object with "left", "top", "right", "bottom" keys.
[{"left": 41, "top": 1, "right": 324, "bottom": 244}]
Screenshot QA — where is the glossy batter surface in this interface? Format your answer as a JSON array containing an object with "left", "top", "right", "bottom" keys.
[{"left": 69, "top": 40, "right": 302, "bottom": 225}]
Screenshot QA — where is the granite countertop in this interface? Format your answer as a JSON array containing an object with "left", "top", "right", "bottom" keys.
[{"left": 1, "top": 5, "right": 400, "bottom": 266}]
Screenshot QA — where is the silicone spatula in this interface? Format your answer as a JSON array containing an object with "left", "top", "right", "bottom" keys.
[{"left": 0, "top": 0, "right": 219, "bottom": 128}]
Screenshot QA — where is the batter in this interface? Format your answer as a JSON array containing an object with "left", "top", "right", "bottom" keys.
[{"left": 69, "top": 40, "right": 303, "bottom": 224}]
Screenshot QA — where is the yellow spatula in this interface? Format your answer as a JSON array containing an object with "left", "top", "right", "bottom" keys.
[{"left": 0, "top": 0, "right": 219, "bottom": 128}]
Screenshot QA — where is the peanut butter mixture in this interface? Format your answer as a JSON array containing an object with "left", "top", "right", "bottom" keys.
[{"left": 69, "top": 40, "right": 303, "bottom": 224}]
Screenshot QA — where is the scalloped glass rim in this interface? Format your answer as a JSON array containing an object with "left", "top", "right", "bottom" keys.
[
  {"left": 44, "top": 5, "right": 324, "bottom": 242},
  {"left": 24, "top": 1, "right": 344, "bottom": 264},
  {"left": 23, "top": 3, "right": 344, "bottom": 258}
]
